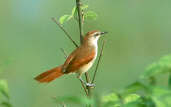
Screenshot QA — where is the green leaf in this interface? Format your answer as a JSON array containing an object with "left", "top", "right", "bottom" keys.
[
  {"left": 152, "top": 97, "right": 166, "bottom": 107},
  {"left": 71, "top": 6, "right": 77, "bottom": 16},
  {"left": 84, "top": 11, "right": 97, "bottom": 20},
  {"left": 141, "top": 55, "right": 171, "bottom": 79},
  {"left": 151, "top": 86, "right": 171, "bottom": 97},
  {"left": 124, "top": 99, "right": 144, "bottom": 107},
  {"left": 123, "top": 81, "right": 149, "bottom": 94},
  {"left": 1, "top": 102, "right": 12, "bottom": 107},
  {"left": 59, "top": 15, "right": 71, "bottom": 24},
  {"left": 151, "top": 86, "right": 171, "bottom": 106},
  {"left": 71, "top": 4, "right": 88, "bottom": 16},
  {"left": 71, "top": 6, "right": 78, "bottom": 20},
  {"left": 153, "top": 96, "right": 171, "bottom": 106},
  {"left": 124, "top": 94, "right": 140, "bottom": 104},
  {"left": 0, "top": 80, "right": 9, "bottom": 99},
  {"left": 124, "top": 96, "right": 155, "bottom": 107},
  {"left": 102, "top": 93, "right": 121, "bottom": 107},
  {"left": 102, "top": 93, "right": 120, "bottom": 103}
]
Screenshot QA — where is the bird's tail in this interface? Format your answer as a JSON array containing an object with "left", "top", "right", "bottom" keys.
[{"left": 34, "top": 65, "right": 64, "bottom": 83}]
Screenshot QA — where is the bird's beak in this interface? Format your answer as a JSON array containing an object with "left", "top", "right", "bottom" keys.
[{"left": 100, "top": 32, "right": 108, "bottom": 35}]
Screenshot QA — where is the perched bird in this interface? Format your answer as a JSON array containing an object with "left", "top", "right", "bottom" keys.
[{"left": 34, "top": 30, "right": 107, "bottom": 86}]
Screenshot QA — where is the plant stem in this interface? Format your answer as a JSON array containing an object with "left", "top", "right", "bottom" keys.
[
  {"left": 76, "top": 0, "right": 93, "bottom": 101},
  {"left": 51, "top": 17, "right": 78, "bottom": 48},
  {"left": 76, "top": 0, "right": 84, "bottom": 43},
  {"left": 60, "top": 48, "right": 68, "bottom": 59},
  {"left": 76, "top": 0, "right": 93, "bottom": 98},
  {"left": 85, "top": 72, "right": 93, "bottom": 97},
  {"left": 91, "top": 40, "right": 105, "bottom": 84},
  {"left": 80, "top": 79, "right": 89, "bottom": 96}
]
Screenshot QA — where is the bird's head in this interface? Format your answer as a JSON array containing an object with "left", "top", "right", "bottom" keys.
[{"left": 83, "top": 30, "right": 107, "bottom": 45}]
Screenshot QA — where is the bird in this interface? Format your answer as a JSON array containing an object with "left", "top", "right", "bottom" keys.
[{"left": 34, "top": 30, "right": 107, "bottom": 86}]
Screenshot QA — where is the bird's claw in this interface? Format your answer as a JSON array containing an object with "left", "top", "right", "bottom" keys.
[{"left": 86, "top": 83, "right": 95, "bottom": 87}]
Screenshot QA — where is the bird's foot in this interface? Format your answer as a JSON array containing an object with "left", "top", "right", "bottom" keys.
[
  {"left": 78, "top": 77, "right": 95, "bottom": 87},
  {"left": 86, "top": 83, "right": 95, "bottom": 87}
]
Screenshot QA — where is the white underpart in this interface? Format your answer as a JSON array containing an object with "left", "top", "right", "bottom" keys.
[{"left": 78, "top": 36, "right": 100, "bottom": 75}]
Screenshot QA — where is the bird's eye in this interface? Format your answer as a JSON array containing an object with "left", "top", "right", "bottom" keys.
[{"left": 94, "top": 33, "right": 99, "bottom": 37}]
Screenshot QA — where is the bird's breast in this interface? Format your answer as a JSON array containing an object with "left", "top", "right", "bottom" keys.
[
  {"left": 78, "top": 45, "right": 98, "bottom": 74},
  {"left": 77, "top": 58, "right": 95, "bottom": 74}
]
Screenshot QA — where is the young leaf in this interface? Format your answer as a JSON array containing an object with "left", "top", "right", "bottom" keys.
[
  {"left": 0, "top": 80, "right": 9, "bottom": 99},
  {"left": 72, "top": 6, "right": 79, "bottom": 21},
  {"left": 84, "top": 11, "right": 97, "bottom": 20},
  {"left": 59, "top": 15, "right": 71, "bottom": 24},
  {"left": 72, "top": 5, "right": 88, "bottom": 15},
  {"left": 71, "top": 6, "right": 77, "bottom": 16}
]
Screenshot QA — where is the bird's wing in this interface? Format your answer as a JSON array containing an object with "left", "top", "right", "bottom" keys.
[
  {"left": 65, "top": 50, "right": 96, "bottom": 73},
  {"left": 62, "top": 48, "right": 80, "bottom": 72}
]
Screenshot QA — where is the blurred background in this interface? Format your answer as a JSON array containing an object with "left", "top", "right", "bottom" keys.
[{"left": 0, "top": 0, "right": 171, "bottom": 107}]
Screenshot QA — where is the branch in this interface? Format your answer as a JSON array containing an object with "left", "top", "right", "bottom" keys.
[
  {"left": 76, "top": 0, "right": 93, "bottom": 98},
  {"left": 91, "top": 40, "right": 106, "bottom": 84},
  {"left": 79, "top": 80, "right": 89, "bottom": 96},
  {"left": 51, "top": 17, "right": 79, "bottom": 48},
  {"left": 85, "top": 72, "right": 93, "bottom": 97},
  {"left": 76, "top": 0, "right": 84, "bottom": 43},
  {"left": 60, "top": 48, "right": 68, "bottom": 59}
]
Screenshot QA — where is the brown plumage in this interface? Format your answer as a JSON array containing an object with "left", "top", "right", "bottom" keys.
[
  {"left": 34, "top": 66, "right": 63, "bottom": 83},
  {"left": 34, "top": 30, "right": 105, "bottom": 83}
]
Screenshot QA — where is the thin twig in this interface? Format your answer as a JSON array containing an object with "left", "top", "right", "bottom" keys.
[
  {"left": 51, "top": 17, "right": 79, "bottom": 48},
  {"left": 91, "top": 40, "right": 106, "bottom": 84},
  {"left": 60, "top": 48, "right": 68, "bottom": 59},
  {"left": 80, "top": 79, "right": 89, "bottom": 96},
  {"left": 85, "top": 72, "right": 93, "bottom": 97},
  {"left": 76, "top": 0, "right": 84, "bottom": 43}
]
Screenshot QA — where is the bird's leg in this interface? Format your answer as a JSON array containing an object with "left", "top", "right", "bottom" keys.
[{"left": 77, "top": 74, "right": 95, "bottom": 87}]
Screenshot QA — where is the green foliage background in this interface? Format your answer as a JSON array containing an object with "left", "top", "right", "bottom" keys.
[{"left": 0, "top": 0, "right": 171, "bottom": 107}]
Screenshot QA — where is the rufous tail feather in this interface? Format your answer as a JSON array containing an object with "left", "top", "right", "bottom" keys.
[{"left": 34, "top": 65, "right": 63, "bottom": 83}]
